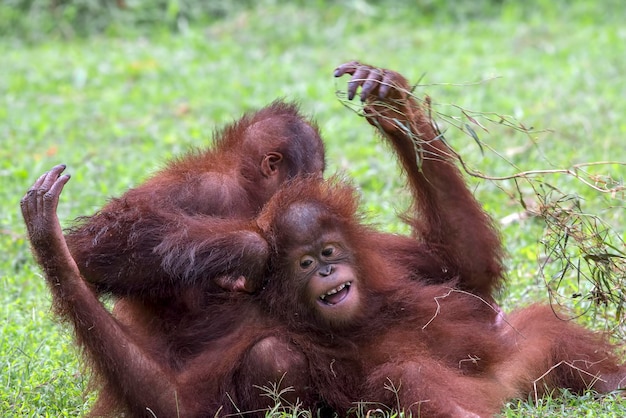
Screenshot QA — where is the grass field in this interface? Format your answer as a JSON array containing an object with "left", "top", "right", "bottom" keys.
[{"left": 2, "top": 1, "right": 625, "bottom": 416}]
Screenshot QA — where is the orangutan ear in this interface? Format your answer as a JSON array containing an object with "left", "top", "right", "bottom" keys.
[{"left": 261, "top": 152, "right": 283, "bottom": 177}]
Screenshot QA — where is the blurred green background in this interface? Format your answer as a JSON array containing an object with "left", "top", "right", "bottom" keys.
[{"left": 1, "top": 1, "right": 625, "bottom": 416}]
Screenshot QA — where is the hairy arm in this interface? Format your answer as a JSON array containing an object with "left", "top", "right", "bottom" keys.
[
  {"left": 335, "top": 62, "right": 504, "bottom": 297},
  {"left": 20, "top": 165, "right": 185, "bottom": 416},
  {"left": 66, "top": 207, "right": 268, "bottom": 297},
  {"left": 65, "top": 180, "right": 269, "bottom": 297}
]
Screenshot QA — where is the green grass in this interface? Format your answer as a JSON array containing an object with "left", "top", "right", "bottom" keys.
[{"left": 1, "top": 1, "right": 625, "bottom": 416}]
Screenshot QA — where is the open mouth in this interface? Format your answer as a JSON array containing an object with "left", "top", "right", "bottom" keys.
[{"left": 319, "top": 282, "right": 352, "bottom": 305}]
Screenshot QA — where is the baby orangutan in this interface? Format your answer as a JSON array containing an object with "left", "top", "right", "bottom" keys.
[
  {"left": 252, "top": 62, "right": 626, "bottom": 416},
  {"left": 256, "top": 175, "right": 626, "bottom": 417}
]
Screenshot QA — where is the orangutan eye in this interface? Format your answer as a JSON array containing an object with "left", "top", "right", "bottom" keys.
[
  {"left": 299, "top": 256, "right": 315, "bottom": 269},
  {"left": 321, "top": 245, "right": 335, "bottom": 257}
]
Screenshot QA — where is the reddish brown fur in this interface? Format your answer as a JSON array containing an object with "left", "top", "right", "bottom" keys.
[
  {"left": 253, "top": 63, "right": 626, "bottom": 416},
  {"left": 345, "top": 63, "right": 506, "bottom": 300},
  {"left": 21, "top": 165, "right": 326, "bottom": 417},
  {"left": 66, "top": 100, "right": 325, "bottom": 298},
  {"left": 258, "top": 176, "right": 625, "bottom": 417},
  {"left": 21, "top": 100, "right": 329, "bottom": 417},
  {"left": 20, "top": 62, "right": 625, "bottom": 418}
]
